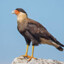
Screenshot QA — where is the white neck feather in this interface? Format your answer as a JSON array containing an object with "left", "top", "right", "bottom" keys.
[{"left": 17, "top": 12, "right": 27, "bottom": 23}]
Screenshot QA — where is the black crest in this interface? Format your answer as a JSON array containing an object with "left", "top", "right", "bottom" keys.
[{"left": 16, "top": 8, "right": 27, "bottom": 15}]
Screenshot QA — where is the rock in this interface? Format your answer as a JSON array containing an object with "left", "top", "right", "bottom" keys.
[{"left": 12, "top": 56, "right": 64, "bottom": 64}]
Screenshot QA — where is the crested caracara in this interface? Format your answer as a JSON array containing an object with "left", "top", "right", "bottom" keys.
[{"left": 12, "top": 8, "right": 64, "bottom": 61}]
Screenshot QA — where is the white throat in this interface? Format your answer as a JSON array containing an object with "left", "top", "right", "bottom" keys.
[{"left": 17, "top": 12, "right": 27, "bottom": 23}]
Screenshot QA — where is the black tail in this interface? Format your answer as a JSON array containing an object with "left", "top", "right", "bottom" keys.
[
  {"left": 57, "top": 46, "right": 63, "bottom": 51},
  {"left": 56, "top": 41, "right": 64, "bottom": 47},
  {"left": 49, "top": 35, "right": 64, "bottom": 47}
]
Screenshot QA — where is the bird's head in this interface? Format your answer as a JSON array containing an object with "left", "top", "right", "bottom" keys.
[{"left": 12, "top": 8, "right": 27, "bottom": 16}]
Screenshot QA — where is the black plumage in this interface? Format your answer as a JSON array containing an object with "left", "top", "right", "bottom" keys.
[
  {"left": 16, "top": 8, "right": 27, "bottom": 15},
  {"left": 17, "top": 18, "right": 64, "bottom": 50}
]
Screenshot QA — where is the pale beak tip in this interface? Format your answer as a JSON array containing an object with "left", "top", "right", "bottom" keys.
[{"left": 12, "top": 10, "right": 15, "bottom": 14}]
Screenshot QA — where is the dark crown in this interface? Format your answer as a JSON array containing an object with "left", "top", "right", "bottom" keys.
[{"left": 16, "top": 8, "right": 27, "bottom": 15}]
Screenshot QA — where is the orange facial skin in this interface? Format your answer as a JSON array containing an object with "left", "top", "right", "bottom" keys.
[{"left": 15, "top": 10, "right": 20, "bottom": 15}]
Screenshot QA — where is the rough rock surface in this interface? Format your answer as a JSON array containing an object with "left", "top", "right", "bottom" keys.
[{"left": 12, "top": 56, "right": 64, "bottom": 64}]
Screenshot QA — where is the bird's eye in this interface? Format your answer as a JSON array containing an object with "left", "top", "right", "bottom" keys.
[{"left": 15, "top": 10, "right": 20, "bottom": 15}]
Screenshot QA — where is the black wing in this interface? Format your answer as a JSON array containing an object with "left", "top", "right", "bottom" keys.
[{"left": 26, "top": 20, "right": 64, "bottom": 47}]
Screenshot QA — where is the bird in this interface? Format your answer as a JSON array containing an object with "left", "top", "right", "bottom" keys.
[{"left": 12, "top": 8, "right": 64, "bottom": 61}]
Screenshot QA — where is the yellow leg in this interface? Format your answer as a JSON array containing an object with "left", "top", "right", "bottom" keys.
[
  {"left": 31, "top": 45, "right": 34, "bottom": 57},
  {"left": 22, "top": 45, "right": 30, "bottom": 58},
  {"left": 28, "top": 45, "right": 36, "bottom": 61},
  {"left": 23, "top": 45, "right": 31, "bottom": 58},
  {"left": 25, "top": 45, "right": 29, "bottom": 56}
]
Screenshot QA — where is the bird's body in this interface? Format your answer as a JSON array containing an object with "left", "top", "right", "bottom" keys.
[
  {"left": 17, "top": 12, "right": 64, "bottom": 49},
  {"left": 12, "top": 8, "right": 64, "bottom": 61}
]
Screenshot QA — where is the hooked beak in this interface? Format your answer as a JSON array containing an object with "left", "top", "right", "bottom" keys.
[{"left": 12, "top": 10, "right": 15, "bottom": 14}]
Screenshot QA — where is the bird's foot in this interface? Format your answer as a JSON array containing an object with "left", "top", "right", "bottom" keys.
[
  {"left": 28, "top": 56, "right": 37, "bottom": 61},
  {"left": 22, "top": 55, "right": 31, "bottom": 58},
  {"left": 22, "top": 55, "right": 37, "bottom": 61}
]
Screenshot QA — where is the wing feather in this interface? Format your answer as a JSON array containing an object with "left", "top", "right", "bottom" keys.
[{"left": 26, "top": 19, "right": 64, "bottom": 47}]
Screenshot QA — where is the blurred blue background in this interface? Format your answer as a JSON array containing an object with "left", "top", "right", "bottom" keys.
[{"left": 0, "top": 0, "right": 64, "bottom": 64}]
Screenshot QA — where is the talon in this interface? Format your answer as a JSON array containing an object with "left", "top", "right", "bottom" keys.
[
  {"left": 22, "top": 55, "right": 27, "bottom": 57},
  {"left": 22, "top": 55, "right": 31, "bottom": 58},
  {"left": 28, "top": 56, "right": 37, "bottom": 61}
]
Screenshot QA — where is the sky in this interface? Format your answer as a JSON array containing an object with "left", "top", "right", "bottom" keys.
[{"left": 0, "top": 0, "right": 64, "bottom": 64}]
